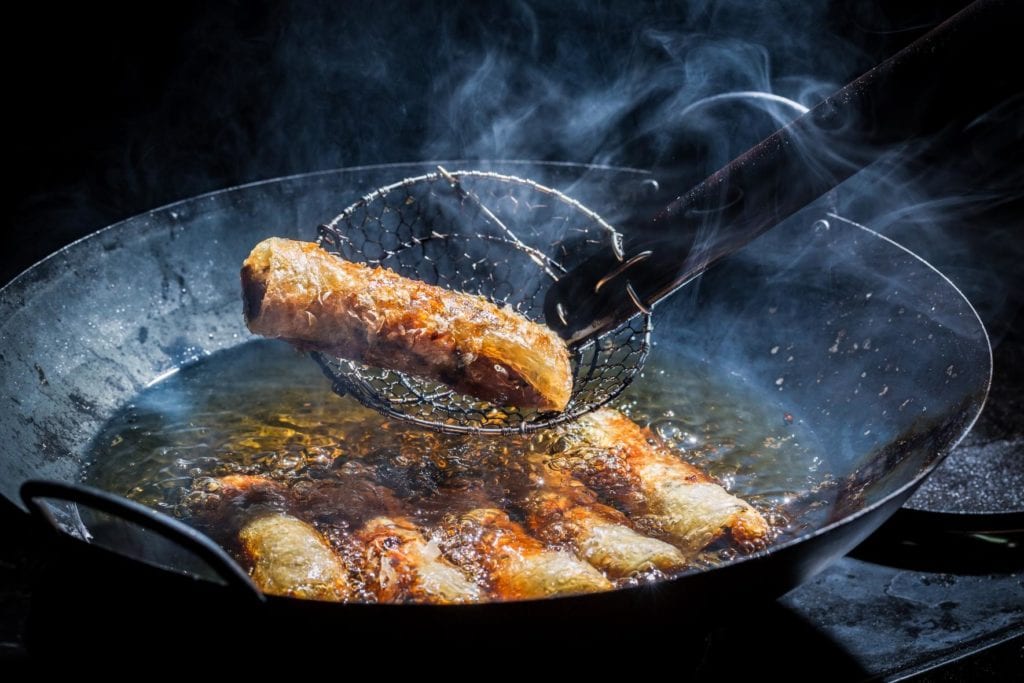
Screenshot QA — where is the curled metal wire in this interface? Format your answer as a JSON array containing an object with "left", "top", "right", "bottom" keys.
[{"left": 313, "top": 168, "right": 650, "bottom": 435}]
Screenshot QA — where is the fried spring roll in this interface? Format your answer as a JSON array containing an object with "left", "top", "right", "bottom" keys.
[
  {"left": 182, "top": 474, "right": 293, "bottom": 538},
  {"left": 238, "top": 513, "right": 351, "bottom": 602},
  {"left": 290, "top": 467, "right": 482, "bottom": 604},
  {"left": 442, "top": 508, "right": 612, "bottom": 600},
  {"left": 290, "top": 462, "right": 406, "bottom": 530},
  {"left": 357, "top": 516, "right": 483, "bottom": 604},
  {"left": 522, "top": 460, "right": 687, "bottom": 577},
  {"left": 241, "top": 237, "right": 572, "bottom": 411},
  {"left": 211, "top": 474, "right": 287, "bottom": 500},
  {"left": 552, "top": 408, "right": 769, "bottom": 554}
]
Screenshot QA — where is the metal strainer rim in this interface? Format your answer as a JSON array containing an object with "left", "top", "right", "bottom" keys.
[{"left": 312, "top": 168, "right": 651, "bottom": 435}]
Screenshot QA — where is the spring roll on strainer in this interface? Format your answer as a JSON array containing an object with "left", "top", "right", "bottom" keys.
[{"left": 241, "top": 237, "right": 572, "bottom": 411}]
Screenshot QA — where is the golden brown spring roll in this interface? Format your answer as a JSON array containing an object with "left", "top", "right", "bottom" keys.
[
  {"left": 238, "top": 513, "right": 351, "bottom": 602},
  {"left": 211, "top": 474, "right": 287, "bottom": 499},
  {"left": 522, "top": 459, "right": 687, "bottom": 577},
  {"left": 357, "top": 516, "right": 483, "bottom": 604},
  {"left": 182, "top": 474, "right": 293, "bottom": 539},
  {"left": 290, "top": 467, "right": 482, "bottom": 604},
  {"left": 290, "top": 462, "right": 406, "bottom": 530},
  {"left": 551, "top": 408, "right": 769, "bottom": 555},
  {"left": 442, "top": 507, "right": 612, "bottom": 600},
  {"left": 241, "top": 237, "right": 572, "bottom": 411}
]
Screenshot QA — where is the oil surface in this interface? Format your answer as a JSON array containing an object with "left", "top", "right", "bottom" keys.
[{"left": 84, "top": 340, "right": 833, "bottom": 596}]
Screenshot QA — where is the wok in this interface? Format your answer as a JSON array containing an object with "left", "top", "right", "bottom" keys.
[{"left": 0, "top": 161, "right": 990, "bottom": 647}]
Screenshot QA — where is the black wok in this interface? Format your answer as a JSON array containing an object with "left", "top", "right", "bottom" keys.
[{"left": 0, "top": 162, "right": 990, "bottom": 649}]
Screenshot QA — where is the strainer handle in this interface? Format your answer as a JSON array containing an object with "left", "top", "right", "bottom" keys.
[{"left": 546, "top": 0, "right": 1016, "bottom": 345}]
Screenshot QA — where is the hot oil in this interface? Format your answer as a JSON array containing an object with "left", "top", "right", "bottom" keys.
[{"left": 83, "top": 340, "right": 833, "bottom": 597}]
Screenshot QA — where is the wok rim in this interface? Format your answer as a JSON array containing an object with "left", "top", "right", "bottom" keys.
[
  {"left": 0, "top": 161, "right": 994, "bottom": 606},
  {"left": 0, "top": 160, "right": 652, "bottom": 304}
]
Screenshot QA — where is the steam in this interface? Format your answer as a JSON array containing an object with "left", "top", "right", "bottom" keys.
[
  {"left": 9, "top": 0, "right": 1021, "bottom": 344},
  {"left": 416, "top": 1, "right": 848, "bottom": 177},
  {"left": 833, "top": 93, "right": 1024, "bottom": 344}
]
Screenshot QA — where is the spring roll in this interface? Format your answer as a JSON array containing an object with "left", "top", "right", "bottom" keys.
[
  {"left": 357, "top": 516, "right": 483, "bottom": 604},
  {"left": 551, "top": 408, "right": 769, "bottom": 554},
  {"left": 292, "top": 466, "right": 482, "bottom": 604},
  {"left": 241, "top": 237, "right": 572, "bottom": 411},
  {"left": 290, "top": 462, "right": 406, "bottom": 530},
  {"left": 238, "top": 513, "right": 351, "bottom": 602},
  {"left": 522, "top": 458, "right": 687, "bottom": 577},
  {"left": 182, "top": 474, "right": 293, "bottom": 539},
  {"left": 190, "top": 473, "right": 290, "bottom": 504},
  {"left": 442, "top": 507, "right": 612, "bottom": 600}
]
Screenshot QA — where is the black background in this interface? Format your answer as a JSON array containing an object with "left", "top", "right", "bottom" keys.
[{"left": 6, "top": 0, "right": 1013, "bottom": 281}]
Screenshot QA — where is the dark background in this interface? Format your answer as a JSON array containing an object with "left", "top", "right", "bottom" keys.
[
  {"left": 5, "top": 0, "right": 1017, "bottom": 280},
  {"left": 3, "top": 0, "right": 1019, "bottom": 330},
  {"left": 1, "top": 0, "right": 1020, "bottom": 672}
]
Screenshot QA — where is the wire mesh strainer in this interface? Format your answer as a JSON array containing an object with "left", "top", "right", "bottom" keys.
[{"left": 312, "top": 167, "right": 650, "bottom": 435}]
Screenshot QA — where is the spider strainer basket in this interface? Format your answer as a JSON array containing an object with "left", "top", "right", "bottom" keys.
[{"left": 313, "top": 168, "right": 650, "bottom": 435}]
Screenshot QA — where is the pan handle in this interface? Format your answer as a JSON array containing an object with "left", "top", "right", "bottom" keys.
[{"left": 20, "top": 479, "right": 264, "bottom": 602}]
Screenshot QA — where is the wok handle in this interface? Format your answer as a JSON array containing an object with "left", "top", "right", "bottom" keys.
[
  {"left": 20, "top": 479, "right": 264, "bottom": 602},
  {"left": 546, "top": 0, "right": 1019, "bottom": 345}
]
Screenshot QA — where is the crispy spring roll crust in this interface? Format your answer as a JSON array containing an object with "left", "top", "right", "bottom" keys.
[
  {"left": 241, "top": 237, "right": 572, "bottom": 411},
  {"left": 523, "top": 462, "right": 687, "bottom": 576},
  {"left": 442, "top": 507, "right": 612, "bottom": 600},
  {"left": 182, "top": 475, "right": 294, "bottom": 538},
  {"left": 552, "top": 408, "right": 769, "bottom": 554},
  {"left": 238, "top": 513, "right": 351, "bottom": 602},
  {"left": 196, "top": 474, "right": 290, "bottom": 508},
  {"left": 357, "top": 516, "right": 483, "bottom": 604}
]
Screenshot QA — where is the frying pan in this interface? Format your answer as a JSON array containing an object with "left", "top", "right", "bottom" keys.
[{"left": 0, "top": 161, "right": 990, "bottom": 647}]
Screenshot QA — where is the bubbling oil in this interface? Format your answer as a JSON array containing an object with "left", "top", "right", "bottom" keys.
[{"left": 83, "top": 340, "right": 833, "bottom": 598}]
